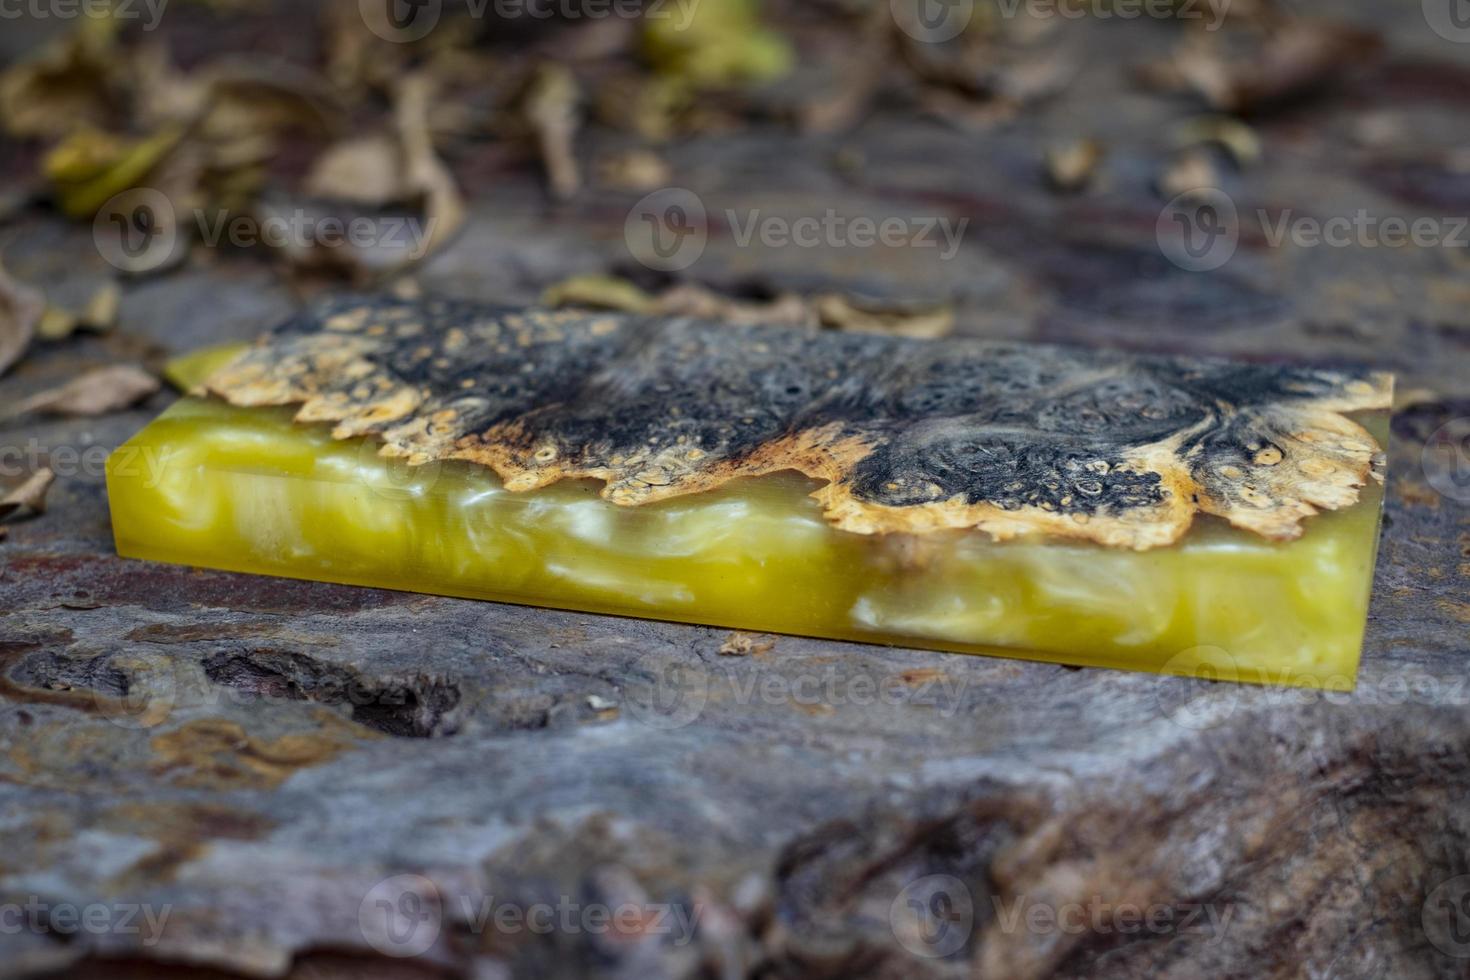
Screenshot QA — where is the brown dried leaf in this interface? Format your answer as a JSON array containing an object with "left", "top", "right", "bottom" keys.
[
  {"left": 523, "top": 64, "right": 582, "bottom": 201},
  {"left": 1155, "top": 20, "right": 1381, "bottom": 115},
  {"left": 0, "top": 468, "right": 55, "bottom": 522},
  {"left": 1045, "top": 138, "right": 1104, "bottom": 193},
  {"left": 0, "top": 263, "right": 44, "bottom": 378},
  {"left": 1157, "top": 149, "right": 1221, "bottom": 201},
  {"left": 594, "top": 149, "right": 671, "bottom": 192},
  {"left": 304, "top": 134, "right": 410, "bottom": 207},
  {"left": 10, "top": 365, "right": 158, "bottom": 419},
  {"left": 719, "top": 632, "right": 774, "bottom": 657},
  {"left": 815, "top": 294, "right": 953, "bottom": 338}
]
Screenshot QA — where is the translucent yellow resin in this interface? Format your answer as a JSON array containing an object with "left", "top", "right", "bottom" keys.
[{"left": 106, "top": 397, "right": 1385, "bottom": 688}]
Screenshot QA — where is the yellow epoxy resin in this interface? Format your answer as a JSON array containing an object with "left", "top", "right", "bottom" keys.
[{"left": 107, "top": 396, "right": 1386, "bottom": 688}]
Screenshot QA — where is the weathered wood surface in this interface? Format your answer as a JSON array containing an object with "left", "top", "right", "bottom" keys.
[{"left": 2, "top": 4, "right": 1470, "bottom": 978}]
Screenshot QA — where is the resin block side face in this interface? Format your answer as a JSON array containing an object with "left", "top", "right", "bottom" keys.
[{"left": 108, "top": 397, "right": 1388, "bottom": 689}]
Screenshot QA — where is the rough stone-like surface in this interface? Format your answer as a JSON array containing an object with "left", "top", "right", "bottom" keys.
[
  {"left": 3, "top": 4, "right": 1470, "bottom": 980},
  {"left": 206, "top": 296, "right": 1390, "bottom": 548}
]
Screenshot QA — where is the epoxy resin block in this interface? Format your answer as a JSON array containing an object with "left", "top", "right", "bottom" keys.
[{"left": 108, "top": 299, "right": 1391, "bottom": 687}]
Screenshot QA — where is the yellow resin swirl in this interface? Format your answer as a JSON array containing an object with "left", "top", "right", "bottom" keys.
[{"left": 107, "top": 397, "right": 1385, "bottom": 688}]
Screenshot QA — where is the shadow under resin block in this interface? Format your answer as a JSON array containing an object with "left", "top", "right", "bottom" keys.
[{"left": 108, "top": 298, "right": 1391, "bottom": 688}]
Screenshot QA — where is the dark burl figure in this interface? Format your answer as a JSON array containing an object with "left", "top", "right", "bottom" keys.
[{"left": 206, "top": 296, "right": 1390, "bottom": 550}]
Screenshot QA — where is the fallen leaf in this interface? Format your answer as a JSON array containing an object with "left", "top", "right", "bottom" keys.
[
  {"left": 642, "top": 0, "right": 794, "bottom": 90},
  {"left": 37, "top": 307, "right": 78, "bottom": 341},
  {"left": 0, "top": 17, "right": 120, "bottom": 139},
  {"left": 1149, "top": 19, "right": 1381, "bottom": 115},
  {"left": 524, "top": 63, "right": 582, "bottom": 201},
  {"left": 595, "top": 149, "right": 671, "bottom": 192},
  {"left": 0, "top": 262, "right": 44, "bottom": 377},
  {"left": 304, "top": 133, "right": 410, "bottom": 207},
  {"left": 1172, "top": 116, "right": 1261, "bottom": 168},
  {"left": 541, "top": 275, "right": 656, "bottom": 312},
  {"left": 1158, "top": 149, "right": 1221, "bottom": 201},
  {"left": 43, "top": 125, "right": 183, "bottom": 219},
  {"left": 719, "top": 632, "right": 774, "bottom": 656},
  {"left": 815, "top": 294, "right": 954, "bottom": 338},
  {"left": 0, "top": 468, "right": 55, "bottom": 522},
  {"left": 8, "top": 365, "right": 158, "bottom": 419},
  {"left": 1044, "top": 138, "right": 1104, "bottom": 193}
]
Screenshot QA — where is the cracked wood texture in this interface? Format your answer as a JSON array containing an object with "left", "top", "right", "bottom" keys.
[{"left": 3, "top": 3, "right": 1470, "bottom": 979}]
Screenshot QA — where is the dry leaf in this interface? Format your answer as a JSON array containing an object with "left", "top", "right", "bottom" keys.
[
  {"left": 8, "top": 365, "right": 158, "bottom": 419},
  {"left": 1045, "top": 138, "right": 1104, "bottom": 193},
  {"left": 719, "top": 632, "right": 774, "bottom": 656},
  {"left": 37, "top": 306, "right": 78, "bottom": 341},
  {"left": 1158, "top": 149, "right": 1221, "bottom": 201},
  {"left": 1172, "top": 116, "right": 1261, "bottom": 168},
  {"left": 0, "top": 18, "right": 119, "bottom": 139},
  {"left": 393, "top": 72, "right": 466, "bottom": 265},
  {"left": 0, "top": 468, "right": 56, "bottom": 522},
  {"left": 524, "top": 64, "right": 582, "bottom": 201},
  {"left": 37, "top": 283, "right": 120, "bottom": 341},
  {"left": 1151, "top": 20, "right": 1380, "bottom": 115},
  {"left": 815, "top": 294, "right": 953, "bottom": 338},
  {"left": 304, "top": 134, "right": 410, "bottom": 207},
  {"left": 595, "top": 149, "right": 671, "bottom": 192},
  {"left": 541, "top": 275, "right": 656, "bottom": 313},
  {"left": 0, "top": 262, "right": 44, "bottom": 378}
]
